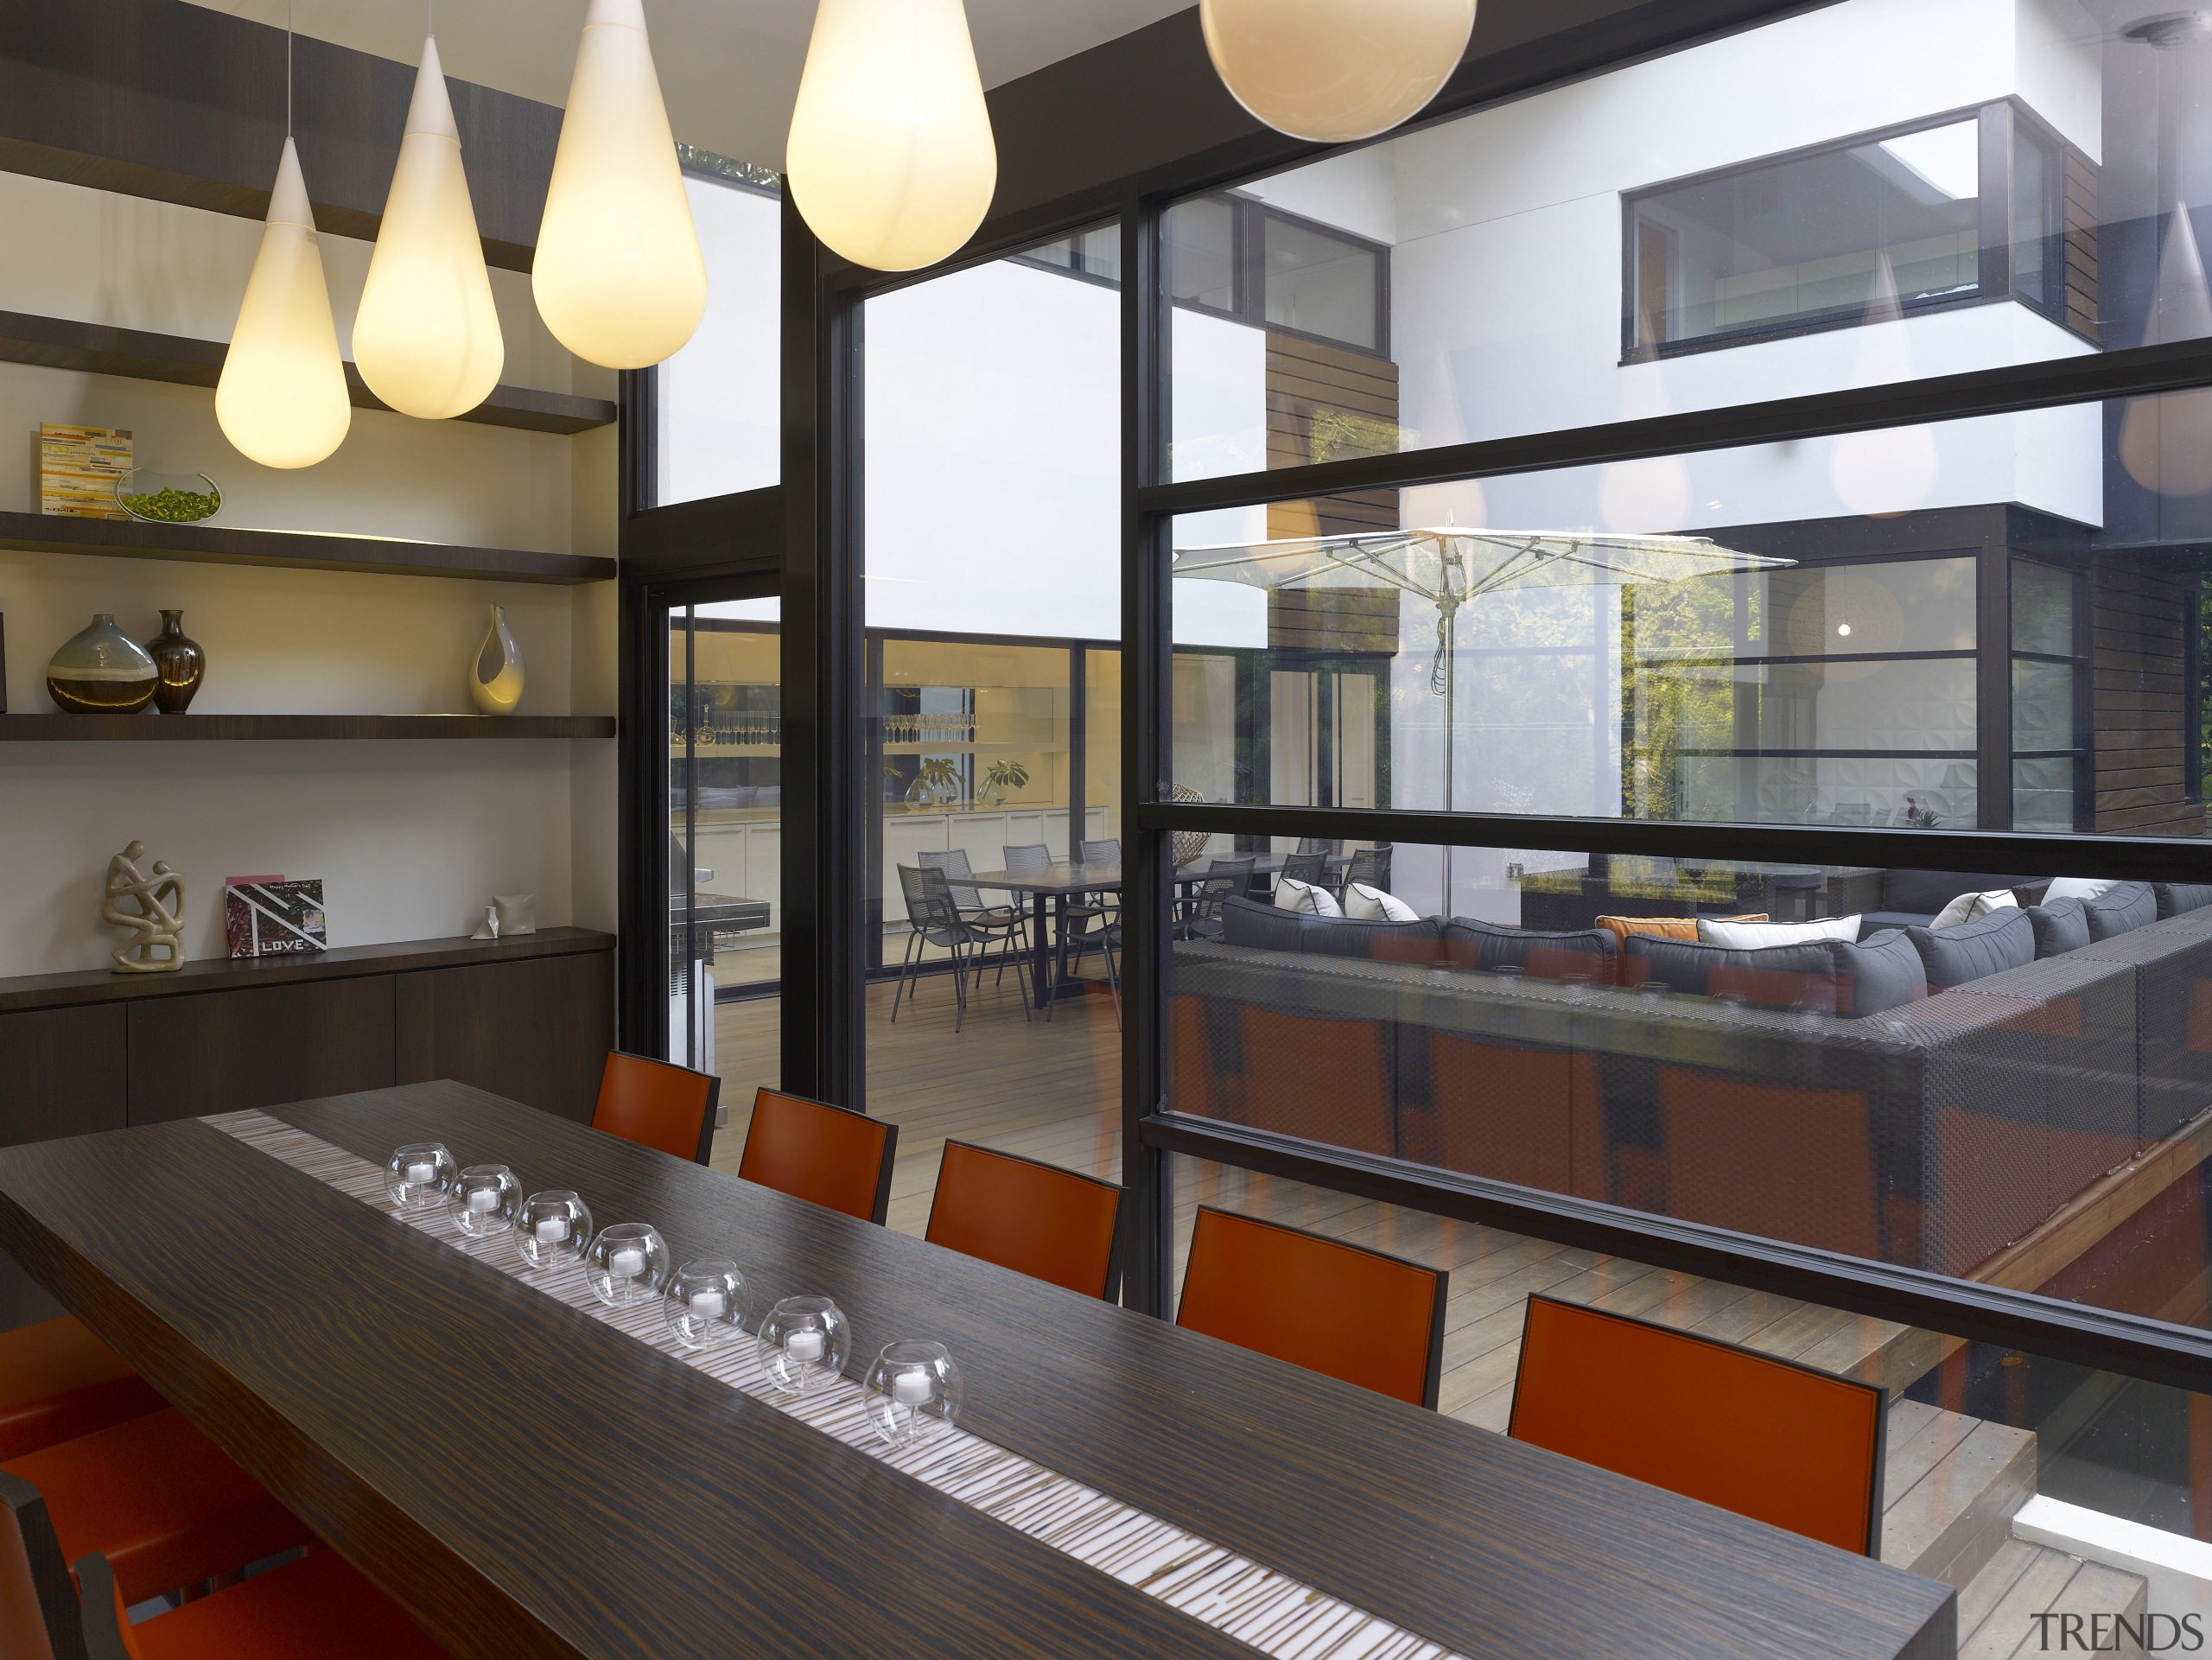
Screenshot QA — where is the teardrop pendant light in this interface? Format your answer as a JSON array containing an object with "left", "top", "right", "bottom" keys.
[
  {"left": 354, "top": 35, "right": 505, "bottom": 418},
  {"left": 785, "top": 0, "right": 996, "bottom": 272},
  {"left": 1198, "top": 0, "right": 1477, "bottom": 143},
  {"left": 533, "top": 0, "right": 706, "bottom": 369},
  {"left": 215, "top": 14, "right": 351, "bottom": 470}
]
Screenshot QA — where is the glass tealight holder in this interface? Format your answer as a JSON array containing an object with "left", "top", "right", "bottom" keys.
[
  {"left": 513, "top": 1190, "right": 593, "bottom": 1276},
  {"left": 384, "top": 1142, "right": 454, "bottom": 1212},
  {"left": 449, "top": 1164, "right": 521, "bottom": 1240},
  {"left": 757, "top": 1296, "right": 849, "bottom": 1396},
  {"left": 863, "top": 1339, "right": 962, "bottom": 1447},
  {"left": 586, "top": 1223, "right": 671, "bottom": 1308},
  {"left": 664, "top": 1259, "right": 750, "bottom": 1351}
]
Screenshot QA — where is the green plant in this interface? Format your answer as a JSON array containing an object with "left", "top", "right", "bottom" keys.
[
  {"left": 907, "top": 756, "right": 963, "bottom": 807},
  {"left": 982, "top": 760, "right": 1030, "bottom": 799}
]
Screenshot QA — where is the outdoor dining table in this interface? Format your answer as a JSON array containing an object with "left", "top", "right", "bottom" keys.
[
  {"left": 965, "top": 855, "right": 1351, "bottom": 1008},
  {"left": 0, "top": 1079, "right": 1954, "bottom": 1659}
]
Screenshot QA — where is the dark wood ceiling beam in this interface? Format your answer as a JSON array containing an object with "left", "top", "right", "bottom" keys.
[
  {"left": 0, "top": 309, "right": 612, "bottom": 435},
  {"left": 0, "top": 0, "right": 561, "bottom": 271}
]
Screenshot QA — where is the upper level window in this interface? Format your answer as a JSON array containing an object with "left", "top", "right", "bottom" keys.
[
  {"left": 1170, "top": 194, "right": 1388, "bottom": 357},
  {"left": 1625, "top": 102, "right": 2075, "bottom": 359}
]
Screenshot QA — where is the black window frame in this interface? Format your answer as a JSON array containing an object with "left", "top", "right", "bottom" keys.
[
  {"left": 1620, "top": 97, "right": 2079, "bottom": 363},
  {"left": 618, "top": 0, "right": 2212, "bottom": 1400},
  {"left": 1168, "top": 191, "right": 1392, "bottom": 361}
]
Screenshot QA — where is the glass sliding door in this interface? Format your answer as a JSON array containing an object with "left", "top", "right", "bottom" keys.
[{"left": 664, "top": 591, "right": 781, "bottom": 1159}]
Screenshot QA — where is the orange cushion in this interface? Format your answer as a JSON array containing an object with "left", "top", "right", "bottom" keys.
[
  {"left": 0, "top": 1316, "right": 164, "bottom": 1462},
  {"left": 1594, "top": 913, "right": 1766, "bottom": 949},
  {"left": 5, "top": 1409, "right": 309, "bottom": 1605}
]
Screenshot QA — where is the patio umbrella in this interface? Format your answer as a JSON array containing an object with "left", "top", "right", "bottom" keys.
[{"left": 1170, "top": 525, "right": 1795, "bottom": 902}]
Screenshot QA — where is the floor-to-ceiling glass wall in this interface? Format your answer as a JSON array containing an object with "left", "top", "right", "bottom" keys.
[
  {"left": 664, "top": 598, "right": 782, "bottom": 1159},
  {"left": 857, "top": 230, "right": 1127, "bottom": 1236}
]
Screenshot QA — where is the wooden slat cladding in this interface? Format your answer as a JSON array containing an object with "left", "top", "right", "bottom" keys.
[
  {"left": 1267, "top": 332, "right": 1402, "bottom": 537},
  {"left": 1268, "top": 588, "right": 1402, "bottom": 654},
  {"left": 2063, "top": 151, "right": 2099, "bottom": 345},
  {"left": 2092, "top": 556, "right": 2202, "bottom": 836}
]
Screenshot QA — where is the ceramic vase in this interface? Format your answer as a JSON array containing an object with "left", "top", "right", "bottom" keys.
[
  {"left": 469, "top": 605, "right": 524, "bottom": 716},
  {"left": 145, "top": 610, "right": 206, "bottom": 713},
  {"left": 47, "top": 614, "right": 158, "bottom": 714}
]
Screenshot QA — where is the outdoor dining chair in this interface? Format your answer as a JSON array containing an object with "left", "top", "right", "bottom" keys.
[
  {"left": 918, "top": 847, "right": 1029, "bottom": 1001},
  {"left": 893, "top": 865, "right": 1027, "bottom": 1031}
]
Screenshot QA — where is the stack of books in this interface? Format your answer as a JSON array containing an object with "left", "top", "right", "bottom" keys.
[{"left": 39, "top": 423, "right": 134, "bottom": 518}]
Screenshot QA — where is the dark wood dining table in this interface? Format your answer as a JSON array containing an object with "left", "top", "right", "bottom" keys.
[
  {"left": 963, "top": 862, "right": 1122, "bottom": 1006},
  {"left": 0, "top": 1080, "right": 1955, "bottom": 1659}
]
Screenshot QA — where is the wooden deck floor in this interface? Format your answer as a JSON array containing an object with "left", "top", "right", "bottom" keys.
[{"left": 709, "top": 974, "right": 1936, "bottom": 1427}]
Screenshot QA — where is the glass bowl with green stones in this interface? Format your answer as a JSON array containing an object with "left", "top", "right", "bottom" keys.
[{"left": 114, "top": 470, "right": 221, "bottom": 525}]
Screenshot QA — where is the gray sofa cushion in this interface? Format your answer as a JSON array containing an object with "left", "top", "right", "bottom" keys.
[
  {"left": 1828, "top": 932, "right": 1927, "bottom": 1017},
  {"left": 1880, "top": 869, "right": 2039, "bottom": 919},
  {"left": 1220, "top": 896, "right": 1442, "bottom": 963},
  {"left": 1622, "top": 935, "right": 1838, "bottom": 1008},
  {"left": 1441, "top": 919, "right": 1618, "bottom": 982},
  {"left": 2083, "top": 881, "right": 2158, "bottom": 941},
  {"left": 2024, "top": 899, "right": 2090, "bottom": 958},
  {"left": 2155, "top": 882, "right": 2212, "bottom": 919},
  {"left": 1904, "top": 908, "right": 2036, "bottom": 989}
]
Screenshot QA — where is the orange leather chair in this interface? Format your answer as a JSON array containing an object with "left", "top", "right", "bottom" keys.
[
  {"left": 925, "top": 1142, "right": 1123, "bottom": 1299},
  {"left": 591, "top": 1051, "right": 721, "bottom": 1164},
  {"left": 1507, "top": 1294, "right": 1885, "bottom": 1555},
  {"left": 0, "top": 1317, "right": 164, "bottom": 1462},
  {"left": 1175, "top": 1207, "right": 1446, "bottom": 1408},
  {"left": 76, "top": 1545, "right": 451, "bottom": 1660},
  {"left": 737, "top": 1089, "right": 897, "bottom": 1223},
  {"left": 3, "top": 1409, "right": 311, "bottom": 1607}
]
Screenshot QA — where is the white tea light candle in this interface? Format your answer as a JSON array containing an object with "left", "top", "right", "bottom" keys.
[
  {"left": 786, "top": 1328, "right": 824, "bottom": 1362},
  {"left": 893, "top": 1368, "right": 933, "bottom": 1405},
  {"left": 534, "top": 1217, "right": 569, "bottom": 1243},
  {"left": 609, "top": 1246, "right": 646, "bottom": 1279},
  {"left": 690, "top": 1288, "right": 726, "bottom": 1320},
  {"left": 406, "top": 1161, "right": 435, "bottom": 1185},
  {"left": 468, "top": 1187, "right": 499, "bottom": 1213}
]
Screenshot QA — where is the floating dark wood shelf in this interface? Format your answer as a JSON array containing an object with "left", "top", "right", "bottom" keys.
[
  {"left": 0, "top": 713, "right": 615, "bottom": 741},
  {"left": 0, "top": 310, "right": 613, "bottom": 435},
  {"left": 0, "top": 510, "right": 614, "bottom": 585}
]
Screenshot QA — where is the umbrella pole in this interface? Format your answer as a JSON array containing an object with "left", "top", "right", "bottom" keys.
[{"left": 1440, "top": 603, "right": 1455, "bottom": 914}]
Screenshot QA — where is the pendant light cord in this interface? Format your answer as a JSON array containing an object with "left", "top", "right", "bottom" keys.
[{"left": 284, "top": 0, "right": 293, "bottom": 138}]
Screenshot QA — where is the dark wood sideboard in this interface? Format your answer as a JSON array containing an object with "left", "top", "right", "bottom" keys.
[{"left": 0, "top": 927, "right": 614, "bottom": 1328}]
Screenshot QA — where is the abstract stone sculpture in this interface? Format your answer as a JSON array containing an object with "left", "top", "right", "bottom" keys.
[{"left": 103, "top": 840, "right": 185, "bottom": 973}]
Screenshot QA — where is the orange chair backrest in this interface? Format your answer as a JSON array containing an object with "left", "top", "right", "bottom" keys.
[
  {"left": 1176, "top": 1207, "right": 1444, "bottom": 1407},
  {"left": 1508, "top": 1294, "right": 1885, "bottom": 1555},
  {"left": 738, "top": 1089, "right": 896, "bottom": 1222},
  {"left": 0, "top": 1475, "right": 57, "bottom": 1660},
  {"left": 591, "top": 1053, "right": 721, "bottom": 1164},
  {"left": 926, "top": 1142, "right": 1123, "bottom": 1299}
]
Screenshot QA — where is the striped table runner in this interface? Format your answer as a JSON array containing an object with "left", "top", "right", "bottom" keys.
[{"left": 206, "top": 1110, "right": 1465, "bottom": 1660}]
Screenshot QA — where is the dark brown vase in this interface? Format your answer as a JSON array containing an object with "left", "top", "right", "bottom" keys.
[{"left": 145, "top": 610, "right": 205, "bottom": 714}]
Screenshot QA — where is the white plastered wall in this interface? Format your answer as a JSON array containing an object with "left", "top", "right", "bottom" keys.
[{"left": 0, "top": 175, "right": 619, "bottom": 977}]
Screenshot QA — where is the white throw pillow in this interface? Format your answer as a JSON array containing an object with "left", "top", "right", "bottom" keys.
[
  {"left": 1929, "top": 889, "right": 2018, "bottom": 931},
  {"left": 1696, "top": 914, "right": 1860, "bottom": 950},
  {"left": 2044, "top": 876, "right": 2116, "bottom": 904},
  {"left": 1344, "top": 882, "right": 1419, "bottom": 922},
  {"left": 1274, "top": 875, "right": 1342, "bottom": 918}
]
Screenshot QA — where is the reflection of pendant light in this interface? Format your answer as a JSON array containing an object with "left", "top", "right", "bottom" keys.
[
  {"left": 785, "top": 0, "right": 996, "bottom": 272},
  {"left": 354, "top": 35, "right": 505, "bottom": 418},
  {"left": 2120, "top": 19, "right": 2212, "bottom": 496},
  {"left": 534, "top": 0, "right": 706, "bottom": 369},
  {"left": 216, "top": 7, "right": 351, "bottom": 469},
  {"left": 1198, "top": 0, "right": 1476, "bottom": 143}
]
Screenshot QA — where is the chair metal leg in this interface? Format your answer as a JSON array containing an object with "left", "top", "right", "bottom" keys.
[
  {"left": 951, "top": 938, "right": 969, "bottom": 1034},
  {"left": 890, "top": 928, "right": 921, "bottom": 1023}
]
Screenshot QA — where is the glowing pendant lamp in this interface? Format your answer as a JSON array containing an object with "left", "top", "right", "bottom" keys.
[
  {"left": 785, "top": 0, "right": 996, "bottom": 272},
  {"left": 533, "top": 0, "right": 705, "bottom": 368},
  {"left": 1198, "top": 0, "right": 1477, "bottom": 143},
  {"left": 354, "top": 35, "right": 504, "bottom": 418},
  {"left": 215, "top": 136, "right": 352, "bottom": 468}
]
